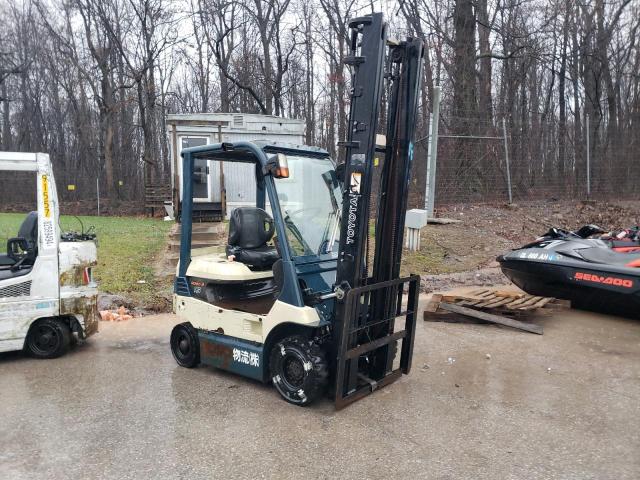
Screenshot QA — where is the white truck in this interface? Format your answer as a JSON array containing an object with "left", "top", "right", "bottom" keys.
[{"left": 0, "top": 152, "right": 99, "bottom": 358}]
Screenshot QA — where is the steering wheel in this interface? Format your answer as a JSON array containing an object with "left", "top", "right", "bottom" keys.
[
  {"left": 284, "top": 207, "right": 322, "bottom": 221},
  {"left": 282, "top": 208, "right": 324, "bottom": 256}
]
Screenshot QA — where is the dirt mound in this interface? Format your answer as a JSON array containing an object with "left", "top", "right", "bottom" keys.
[
  {"left": 409, "top": 200, "right": 640, "bottom": 290},
  {"left": 420, "top": 267, "right": 506, "bottom": 292}
]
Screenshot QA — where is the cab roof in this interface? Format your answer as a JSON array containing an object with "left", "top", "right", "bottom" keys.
[{"left": 182, "top": 140, "right": 330, "bottom": 164}]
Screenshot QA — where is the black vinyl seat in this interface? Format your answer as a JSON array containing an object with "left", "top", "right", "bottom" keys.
[
  {"left": 15, "top": 211, "right": 38, "bottom": 252},
  {"left": 0, "top": 211, "right": 38, "bottom": 279},
  {"left": 226, "top": 208, "right": 280, "bottom": 270}
]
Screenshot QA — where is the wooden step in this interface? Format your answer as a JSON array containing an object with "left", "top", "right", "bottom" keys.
[
  {"left": 167, "top": 239, "right": 222, "bottom": 252},
  {"left": 169, "top": 223, "right": 226, "bottom": 241}
]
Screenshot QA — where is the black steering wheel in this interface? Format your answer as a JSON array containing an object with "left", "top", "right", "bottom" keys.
[{"left": 285, "top": 207, "right": 322, "bottom": 221}]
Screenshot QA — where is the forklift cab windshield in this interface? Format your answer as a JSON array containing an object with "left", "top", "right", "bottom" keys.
[{"left": 272, "top": 155, "right": 342, "bottom": 257}]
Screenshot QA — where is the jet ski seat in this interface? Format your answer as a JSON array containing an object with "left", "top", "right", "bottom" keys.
[{"left": 577, "top": 247, "right": 640, "bottom": 267}]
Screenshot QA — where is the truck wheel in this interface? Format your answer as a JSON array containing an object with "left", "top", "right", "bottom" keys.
[
  {"left": 25, "top": 318, "right": 71, "bottom": 359},
  {"left": 270, "top": 335, "right": 328, "bottom": 406},
  {"left": 170, "top": 322, "right": 200, "bottom": 368}
]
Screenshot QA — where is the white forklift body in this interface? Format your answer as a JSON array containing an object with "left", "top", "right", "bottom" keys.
[{"left": 0, "top": 152, "right": 99, "bottom": 357}]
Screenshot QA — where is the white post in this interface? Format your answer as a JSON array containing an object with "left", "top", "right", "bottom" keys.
[
  {"left": 424, "top": 112, "right": 433, "bottom": 210},
  {"left": 586, "top": 114, "right": 591, "bottom": 197},
  {"left": 502, "top": 118, "right": 513, "bottom": 204},
  {"left": 426, "top": 86, "right": 441, "bottom": 218},
  {"left": 96, "top": 177, "right": 100, "bottom": 216},
  {"left": 405, "top": 228, "right": 421, "bottom": 251}
]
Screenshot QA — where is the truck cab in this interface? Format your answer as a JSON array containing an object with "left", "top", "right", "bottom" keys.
[{"left": 0, "top": 152, "right": 99, "bottom": 358}]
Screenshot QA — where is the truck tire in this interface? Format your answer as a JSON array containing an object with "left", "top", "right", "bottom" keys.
[
  {"left": 170, "top": 322, "right": 200, "bottom": 368},
  {"left": 270, "top": 335, "right": 328, "bottom": 406},
  {"left": 25, "top": 318, "right": 71, "bottom": 359}
]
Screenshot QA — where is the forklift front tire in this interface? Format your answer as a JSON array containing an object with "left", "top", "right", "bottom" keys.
[
  {"left": 25, "top": 318, "right": 71, "bottom": 359},
  {"left": 270, "top": 336, "right": 328, "bottom": 406},
  {"left": 170, "top": 323, "right": 200, "bottom": 368}
]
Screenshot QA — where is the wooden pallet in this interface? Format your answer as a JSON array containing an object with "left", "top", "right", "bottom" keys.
[
  {"left": 424, "top": 288, "right": 570, "bottom": 334},
  {"left": 427, "top": 288, "right": 570, "bottom": 315}
]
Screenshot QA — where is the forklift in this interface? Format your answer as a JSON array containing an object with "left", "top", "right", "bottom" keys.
[{"left": 171, "top": 13, "right": 424, "bottom": 408}]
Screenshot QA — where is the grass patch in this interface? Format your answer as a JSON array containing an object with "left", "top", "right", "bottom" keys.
[{"left": 0, "top": 213, "right": 172, "bottom": 308}]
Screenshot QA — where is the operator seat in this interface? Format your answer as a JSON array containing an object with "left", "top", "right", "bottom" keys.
[
  {"left": 0, "top": 211, "right": 38, "bottom": 279},
  {"left": 16, "top": 211, "right": 39, "bottom": 254},
  {"left": 226, "top": 207, "right": 280, "bottom": 270}
]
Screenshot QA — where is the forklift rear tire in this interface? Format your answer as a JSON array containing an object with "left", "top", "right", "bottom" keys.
[
  {"left": 170, "top": 323, "right": 200, "bottom": 368},
  {"left": 270, "top": 336, "right": 328, "bottom": 406},
  {"left": 25, "top": 318, "right": 71, "bottom": 359}
]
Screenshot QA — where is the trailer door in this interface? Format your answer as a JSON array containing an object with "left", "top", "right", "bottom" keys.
[{"left": 180, "top": 136, "right": 210, "bottom": 202}]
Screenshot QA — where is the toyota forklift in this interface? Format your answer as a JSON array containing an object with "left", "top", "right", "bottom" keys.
[{"left": 171, "top": 13, "right": 424, "bottom": 408}]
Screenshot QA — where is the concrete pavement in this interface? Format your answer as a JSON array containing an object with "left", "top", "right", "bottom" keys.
[{"left": 1, "top": 306, "right": 639, "bottom": 479}]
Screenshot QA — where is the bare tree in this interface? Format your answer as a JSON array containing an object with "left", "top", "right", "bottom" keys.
[{"left": 1, "top": 0, "right": 639, "bottom": 208}]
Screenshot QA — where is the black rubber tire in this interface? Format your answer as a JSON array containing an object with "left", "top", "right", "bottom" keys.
[
  {"left": 25, "top": 318, "right": 71, "bottom": 359},
  {"left": 170, "top": 322, "right": 200, "bottom": 368},
  {"left": 269, "top": 335, "right": 328, "bottom": 406}
]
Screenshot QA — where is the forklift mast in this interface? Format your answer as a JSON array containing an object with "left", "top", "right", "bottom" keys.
[
  {"left": 333, "top": 14, "right": 424, "bottom": 408},
  {"left": 334, "top": 13, "right": 387, "bottom": 290}
]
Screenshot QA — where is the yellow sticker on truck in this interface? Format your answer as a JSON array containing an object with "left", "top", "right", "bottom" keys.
[
  {"left": 42, "top": 175, "right": 51, "bottom": 218},
  {"left": 40, "top": 174, "right": 56, "bottom": 249}
]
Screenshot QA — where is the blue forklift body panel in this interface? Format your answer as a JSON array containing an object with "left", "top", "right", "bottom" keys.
[{"left": 198, "top": 330, "right": 264, "bottom": 382}]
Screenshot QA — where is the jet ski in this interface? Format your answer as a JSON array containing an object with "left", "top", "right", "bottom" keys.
[{"left": 498, "top": 226, "right": 640, "bottom": 318}]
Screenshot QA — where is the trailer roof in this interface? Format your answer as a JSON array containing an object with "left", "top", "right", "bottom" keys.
[
  {"left": 166, "top": 113, "right": 305, "bottom": 136},
  {"left": 166, "top": 112, "right": 304, "bottom": 124}
]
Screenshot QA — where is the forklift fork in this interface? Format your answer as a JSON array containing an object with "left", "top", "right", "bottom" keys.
[{"left": 334, "top": 275, "right": 420, "bottom": 409}]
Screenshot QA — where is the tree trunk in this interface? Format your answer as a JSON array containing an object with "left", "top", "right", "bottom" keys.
[
  {"left": 1, "top": 80, "right": 11, "bottom": 149},
  {"left": 304, "top": 6, "right": 314, "bottom": 145},
  {"left": 258, "top": 19, "right": 273, "bottom": 115},
  {"left": 452, "top": 0, "right": 477, "bottom": 130},
  {"left": 558, "top": 4, "right": 569, "bottom": 177},
  {"left": 477, "top": 0, "right": 493, "bottom": 123}
]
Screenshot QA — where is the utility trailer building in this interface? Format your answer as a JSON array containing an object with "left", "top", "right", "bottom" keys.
[{"left": 167, "top": 113, "right": 304, "bottom": 221}]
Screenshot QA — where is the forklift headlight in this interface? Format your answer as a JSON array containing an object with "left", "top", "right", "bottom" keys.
[
  {"left": 265, "top": 153, "right": 289, "bottom": 179},
  {"left": 275, "top": 153, "right": 289, "bottom": 178}
]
